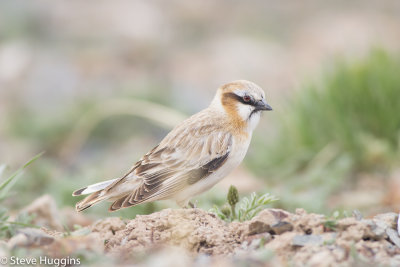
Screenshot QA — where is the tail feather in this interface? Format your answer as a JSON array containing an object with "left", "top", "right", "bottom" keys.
[
  {"left": 73, "top": 178, "right": 119, "bottom": 212},
  {"left": 73, "top": 177, "right": 141, "bottom": 212},
  {"left": 72, "top": 178, "right": 118, "bottom": 196},
  {"left": 75, "top": 191, "right": 108, "bottom": 212}
]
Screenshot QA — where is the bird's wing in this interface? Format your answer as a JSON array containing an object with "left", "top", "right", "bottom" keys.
[{"left": 108, "top": 120, "right": 233, "bottom": 211}]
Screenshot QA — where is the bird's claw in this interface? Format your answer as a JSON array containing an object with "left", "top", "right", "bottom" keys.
[{"left": 188, "top": 201, "right": 197, "bottom": 208}]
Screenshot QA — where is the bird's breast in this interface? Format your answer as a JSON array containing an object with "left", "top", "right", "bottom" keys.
[
  {"left": 172, "top": 133, "right": 252, "bottom": 204},
  {"left": 227, "top": 134, "right": 252, "bottom": 169}
]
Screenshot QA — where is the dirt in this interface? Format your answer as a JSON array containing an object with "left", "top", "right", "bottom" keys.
[{"left": 3, "top": 197, "right": 400, "bottom": 266}]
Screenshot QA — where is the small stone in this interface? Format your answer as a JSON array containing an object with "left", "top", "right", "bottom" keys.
[
  {"left": 19, "top": 228, "right": 54, "bottom": 245},
  {"left": 362, "top": 219, "right": 387, "bottom": 240},
  {"left": 387, "top": 228, "right": 400, "bottom": 248},
  {"left": 251, "top": 209, "right": 291, "bottom": 226},
  {"left": 8, "top": 228, "right": 54, "bottom": 248},
  {"left": 270, "top": 221, "right": 293, "bottom": 235},
  {"left": 248, "top": 221, "right": 271, "bottom": 235},
  {"left": 373, "top": 212, "right": 398, "bottom": 230},
  {"left": 248, "top": 209, "right": 292, "bottom": 236},
  {"left": 292, "top": 235, "right": 324, "bottom": 247}
]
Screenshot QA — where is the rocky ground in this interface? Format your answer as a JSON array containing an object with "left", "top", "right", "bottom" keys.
[{"left": 1, "top": 195, "right": 400, "bottom": 266}]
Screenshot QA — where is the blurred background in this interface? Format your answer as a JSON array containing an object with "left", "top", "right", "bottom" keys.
[{"left": 1, "top": 0, "right": 400, "bottom": 222}]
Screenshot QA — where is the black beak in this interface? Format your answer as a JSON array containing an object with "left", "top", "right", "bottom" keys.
[{"left": 255, "top": 99, "right": 273, "bottom": 111}]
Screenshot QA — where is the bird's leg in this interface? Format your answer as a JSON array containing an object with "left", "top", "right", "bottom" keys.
[
  {"left": 188, "top": 200, "right": 198, "bottom": 208},
  {"left": 177, "top": 200, "right": 191, "bottom": 209},
  {"left": 177, "top": 199, "right": 197, "bottom": 209}
]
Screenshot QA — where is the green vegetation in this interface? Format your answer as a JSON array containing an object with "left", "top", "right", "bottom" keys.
[
  {"left": 211, "top": 185, "right": 278, "bottom": 222},
  {"left": 0, "top": 154, "right": 42, "bottom": 238},
  {"left": 323, "top": 210, "right": 350, "bottom": 231},
  {"left": 248, "top": 49, "right": 400, "bottom": 213},
  {"left": 254, "top": 49, "right": 400, "bottom": 173}
]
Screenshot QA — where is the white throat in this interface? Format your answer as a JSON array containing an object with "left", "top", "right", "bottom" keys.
[
  {"left": 237, "top": 104, "right": 261, "bottom": 133},
  {"left": 247, "top": 111, "right": 261, "bottom": 132}
]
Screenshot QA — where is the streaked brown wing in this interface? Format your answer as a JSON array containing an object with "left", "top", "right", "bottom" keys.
[{"left": 109, "top": 120, "right": 233, "bottom": 211}]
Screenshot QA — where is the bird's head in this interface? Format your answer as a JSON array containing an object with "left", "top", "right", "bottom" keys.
[{"left": 212, "top": 80, "right": 272, "bottom": 132}]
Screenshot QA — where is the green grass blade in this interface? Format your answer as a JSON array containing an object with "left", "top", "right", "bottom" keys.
[
  {"left": 0, "top": 152, "right": 44, "bottom": 193},
  {"left": 3, "top": 221, "right": 40, "bottom": 229},
  {"left": 0, "top": 164, "right": 6, "bottom": 179}
]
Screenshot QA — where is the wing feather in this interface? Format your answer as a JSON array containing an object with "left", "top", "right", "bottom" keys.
[{"left": 109, "top": 116, "right": 233, "bottom": 211}]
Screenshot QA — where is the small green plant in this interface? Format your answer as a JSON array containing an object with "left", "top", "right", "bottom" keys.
[
  {"left": 210, "top": 185, "right": 278, "bottom": 222},
  {"left": 323, "top": 219, "right": 338, "bottom": 232},
  {"left": 323, "top": 210, "right": 350, "bottom": 231},
  {"left": 0, "top": 153, "right": 42, "bottom": 238},
  {"left": 227, "top": 185, "right": 239, "bottom": 220}
]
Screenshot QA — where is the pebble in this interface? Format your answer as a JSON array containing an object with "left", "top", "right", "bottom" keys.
[
  {"left": 386, "top": 228, "right": 400, "bottom": 249},
  {"left": 373, "top": 213, "right": 398, "bottom": 230},
  {"left": 292, "top": 235, "right": 324, "bottom": 247},
  {"left": 270, "top": 221, "right": 293, "bottom": 235},
  {"left": 370, "top": 220, "right": 387, "bottom": 240},
  {"left": 248, "top": 221, "right": 271, "bottom": 235},
  {"left": 7, "top": 228, "right": 54, "bottom": 249}
]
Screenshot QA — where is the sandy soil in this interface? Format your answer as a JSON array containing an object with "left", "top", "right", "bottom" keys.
[{"left": 2, "top": 196, "right": 400, "bottom": 267}]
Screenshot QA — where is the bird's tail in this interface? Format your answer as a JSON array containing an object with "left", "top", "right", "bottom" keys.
[{"left": 72, "top": 178, "right": 118, "bottom": 212}]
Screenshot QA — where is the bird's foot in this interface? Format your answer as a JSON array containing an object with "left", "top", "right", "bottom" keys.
[
  {"left": 178, "top": 200, "right": 197, "bottom": 209},
  {"left": 188, "top": 201, "right": 197, "bottom": 209}
]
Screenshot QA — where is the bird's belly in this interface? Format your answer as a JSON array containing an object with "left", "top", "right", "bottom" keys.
[{"left": 173, "top": 136, "right": 251, "bottom": 205}]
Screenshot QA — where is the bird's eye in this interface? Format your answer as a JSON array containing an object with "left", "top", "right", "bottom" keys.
[{"left": 243, "top": 95, "right": 251, "bottom": 102}]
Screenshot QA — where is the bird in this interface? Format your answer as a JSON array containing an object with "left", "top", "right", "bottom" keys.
[{"left": 73, "top": 80, "right": 272, "bottom": 212}]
